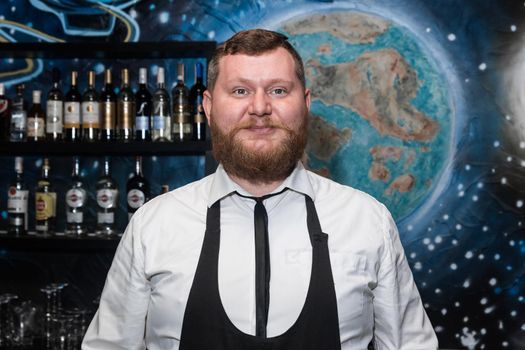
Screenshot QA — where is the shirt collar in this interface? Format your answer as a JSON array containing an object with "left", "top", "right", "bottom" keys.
[{"left": 207, "top": 162, "right": 315, "bottom": 207}]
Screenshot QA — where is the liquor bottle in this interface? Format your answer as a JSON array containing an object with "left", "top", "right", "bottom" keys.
[
  {"left": 117, "top": 68, "right": 135, "bottom": 141},
  {"left": 10, "top": 84, "right": 27, "bottom": 142},
  {"left": 82, "top": 71, "right": 100, "bottom": 141},
  {"left": 0, "top": 83, "right": 11, "bottom": 141},
  {"left": 64, "top": 71, "right": 82, "bottom": 142},
  {"left": 96, "top": 157, "right": 118, "bottom": 236},
  {"left": 100, "top": 69, "right": 117, "bottom": 141},
  {"left": 135, "top": 68, "right": 152, "bottom": 141},
  {"left": 190, "top": 62, "right": 207, "bottom": 141},
  {"left": 172, "top": 63, "right": 192, "bottom": 141},
  {"left": 46, "top": 68, "right": 63, "bottom": 141},
  {"left": 126, "top": 156, "right": 150, "bottom": 221},
  {"left": 35, "top": 158, "right": 56, "bottom": 235},
  {"left": 151, "top": 67, "right": 172, "bottom": 141},
  {"left": 27, "top": 90, "right": 46, "bottom": 142},
  {"left": 7, "top": 157, "right": 28, "bottom": 235},
  {"left": 65, "top": 157, "right": 87, "bottom": 236}
]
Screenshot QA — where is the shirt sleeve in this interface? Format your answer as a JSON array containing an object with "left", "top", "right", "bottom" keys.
[
  {"left": 372, "top": 206, "right": 439, "bottom": 350},
  {"left": 82, "top": 213, "right": 150, "bottom": 350}
]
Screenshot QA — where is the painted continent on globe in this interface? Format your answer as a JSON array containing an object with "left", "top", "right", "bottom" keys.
[{"left": 280, "top": 11, "right": 452, "bottom": 220}]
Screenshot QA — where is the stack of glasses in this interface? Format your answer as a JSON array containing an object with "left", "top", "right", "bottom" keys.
[{"left": 0, "top": 284, "right": 92, "bottom": 349}]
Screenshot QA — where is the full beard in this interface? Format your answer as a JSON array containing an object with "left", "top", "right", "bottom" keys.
[{"left": 211, "top": 116, "right": 308, "bottom": 184}]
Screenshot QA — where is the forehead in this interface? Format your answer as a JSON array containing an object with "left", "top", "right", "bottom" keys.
[{"left": 216, "top": 47, "right": 298, "bottom": 84}]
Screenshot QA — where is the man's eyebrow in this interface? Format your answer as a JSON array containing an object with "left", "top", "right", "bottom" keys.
[{"left": 226, "top": 78, "right": 295, "bottom": 86}]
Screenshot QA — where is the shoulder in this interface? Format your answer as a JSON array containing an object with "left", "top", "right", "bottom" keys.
[
  {"left": 306, "top": 169, "right": 389, "bottom": 219},
  {"left": 131, "top": 173, "right": 214, "bottom": 231}
]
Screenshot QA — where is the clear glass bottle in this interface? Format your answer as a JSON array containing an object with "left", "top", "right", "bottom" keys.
[
  {"left": 96, "top": 157, "right": 118, "bottom": 236},
  {"left": 35, "top": 158, "right": 56, "bottom": 235},
  {"left": 82, "top": 70, "right": 100, "bottom": 142},
  {"left": 10, "top": 84, "right": 27, "bottom": 142},
  {"left": 135, "top": 67, "right": 152, "bottom": 141},
  {"left": 126, "top": 156, "right": 150, "bottom": 221},
  {"left": 172, "top": 63, "right": 192, "bottom": 141},
  {"left": 151, "top": 67, "right": 171, "bottom": 141},
  {"left": 46, "top": 68, "right": 63, "bottom": 141},
  {"left": 7, "top": 157, "right": 28, "bottom": 235},
  {"left": 27, "top": 90, "right": 46, "bottom": 142},
  {"left": 64, "top": 71, "right": 82, "bottom": 142},
  {"left": 65, "top": 156, "right": 87, "bottom": 236},
  {"left": 100, "top": 69, "right": 117, "bottom": 142},
  {"left": 0, "top": 83, "right": 11, "bottom": 141},
  {"left": 117, "top": 68, "right": 135, "bottom": 141},
  {"left": 190, "top": 62, "right": 207, "bottom": 141}
]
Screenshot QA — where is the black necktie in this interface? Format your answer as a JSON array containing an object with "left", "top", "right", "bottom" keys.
[{"left": 236, "top": 188, "right": 288, "bottom": 338}]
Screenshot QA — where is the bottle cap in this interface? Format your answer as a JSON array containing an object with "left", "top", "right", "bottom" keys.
[
  {"left": 157, "top": 67, "right": 165, "bottom": 84},
  {"left": 177, "top": 63, "right": 185, "bottom": 82},
  {"left": 139, "top": 68, "right": 147, "bottom": 84},
  {"left": 0, "top": 83, "right": 4, "bottom": 95},
  {"left": 33, "top": 90, "right": 42, "bottom": 103}
]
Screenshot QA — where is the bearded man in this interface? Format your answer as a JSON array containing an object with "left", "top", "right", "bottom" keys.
[{"left": 82, "top": 29, "right": 438, "bottom": 350}]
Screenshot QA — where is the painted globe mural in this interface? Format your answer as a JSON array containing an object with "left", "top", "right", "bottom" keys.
[{"left": 279, "top": 11, "right": 452, "bottom": 220}]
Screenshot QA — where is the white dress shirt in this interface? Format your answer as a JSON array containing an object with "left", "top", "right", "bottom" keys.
[{"left": 82, "top": 162, "right": 438, "bottom": 350}]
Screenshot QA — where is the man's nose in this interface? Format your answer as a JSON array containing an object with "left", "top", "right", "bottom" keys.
[{"left": 248, "top": 89, "right": 272, "bottom": 117}]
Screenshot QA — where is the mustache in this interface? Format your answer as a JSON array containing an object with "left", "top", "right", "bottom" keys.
[{"left": 230, "top": 118, "right": 293, "bottom": 134}]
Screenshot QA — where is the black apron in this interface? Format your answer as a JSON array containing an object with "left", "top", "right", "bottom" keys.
[{"left": 179, "top": 195, "right": 341, "bottom": 350}]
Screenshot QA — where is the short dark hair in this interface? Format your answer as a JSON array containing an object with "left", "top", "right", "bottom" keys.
[{"left": 207, "top": 29, "right": 306, "bottom": 91}]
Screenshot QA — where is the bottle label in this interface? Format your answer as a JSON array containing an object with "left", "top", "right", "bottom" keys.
[
  {"left": 66, "top": 188, "right": 86, "bottom": 208},
  {"left": 64, "top": 101, "right": 81, "bottom": 127},
  {"left": 11, "top": 111, "right": 27, "bottom": 130},
  {"left": 118, "top": 101, "right": 134, "bottom": 129},
  {"left": 135, "top": 116, "right": 149, "bottom": 131},
  {"left": 194, "top": 105, "right": 206, "bottom": 123},
  {"left": 97, "top": 212, "right": 114, "bottom": 224},
  {"left": 174, "top": 111, "right": 191, "bottom": 124},
  {"left": 27, "top": 117, "right": 45, "bottom": 137},
  {"left": 127, "top": 189, "right": 145, "bottom": 209},
  {"left": 152, "top": 115, "right": 165, "bottom": 130},
  {"left": 35, "top": 192, "right": 57, "bottom": 220},
  {"left": 101, "top": 101, "right": 116, "bottom": 130},
  {"left": 46, "top": 100, "right": 63, "bottom": 133},
  {"left": 97, "top": 189, "right": 118, "bottom": 209},
  {"left": 67, "top": 211, "right": 83, "bottom": 224},
  {"left": 82, "top": 101, "right": 100, "bottom": 127},
  {"left": 7, "top": 188, "right": 28, "bottom": 213}
]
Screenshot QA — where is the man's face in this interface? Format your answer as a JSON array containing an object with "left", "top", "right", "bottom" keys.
[{"left": 203, "top": 47, "right": 311, "bottom": 183}]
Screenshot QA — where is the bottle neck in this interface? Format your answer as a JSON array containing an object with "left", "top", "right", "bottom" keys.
[
  {"left": 135, "top": 156, "right": 143, "bottom": 176},
  {"left": 72, "top": 159, "right": 80, "bottom": 177},
  {"left": 103, "top": 160, "right": 110, "bottom": 176}
]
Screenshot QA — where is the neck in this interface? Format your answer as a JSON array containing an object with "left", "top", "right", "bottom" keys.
[{"left": 229, "top": 174, "right": 284, "bottom": 197}]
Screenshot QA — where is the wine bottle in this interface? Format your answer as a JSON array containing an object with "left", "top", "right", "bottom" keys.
[
  {"left": 100, "top": 69, "right": 117, "bottom": 141},
  {"left": 27, "top": 90, "right": 46, "bottom": 142},
  {"left": 82, "top": 71, "right": 100, "bottom": 142},
  {"left": 151, "top": 67, "right": 172, "bottom": 142},
  {"left": 96, "top": 157, "right": 118, "bottom": 236},
  {"left": 190, "top": 62, "right": 207, "bottom": 141},
  {"left": 10, "top": 84, "right": 27, "bottom": 142},
  {"left": 0, "top": 83, "right": 11, "bottom": 141},
  {"left": 46, "top": 68, "right": 63, "bottom": 141},
  {"left": 7, "top": 157, "right": 28, "bottom": 235},
  {"left": 172, "top": 63, "right": 192, "bottom": 142},
  {"left": 64, "top": 71, "right": 82, "bottom": 142},
  {"left": 35, "top": 158, "right": 56, "bottom": 235},
  {"left": 65, "top": 157, "right": 87, "bottom": 236},
  {"left": 127, "top": 156, "right": 150, "bottom": 221},
  {"left": 117, "top": 68, "right": 135, "bottom": 141},
  {"left": 135, "top": 68, "right": 152, "bottom": 141}
]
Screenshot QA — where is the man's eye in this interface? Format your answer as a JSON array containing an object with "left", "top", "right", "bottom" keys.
[
  {"left": 272, "top": 88, "right": 287, "bottom": 95},
  {"left": 233, "top": 88, "right": 248, "bottom": 95}
]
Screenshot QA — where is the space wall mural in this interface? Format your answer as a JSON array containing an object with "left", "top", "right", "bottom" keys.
[{"left": 1, "top": 0, "right": 525, "bottom": 348}]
